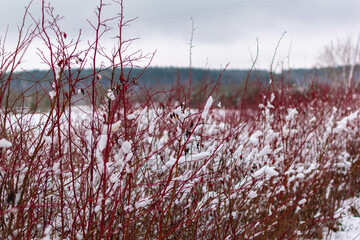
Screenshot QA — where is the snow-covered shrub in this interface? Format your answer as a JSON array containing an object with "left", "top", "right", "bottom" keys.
[{"left": 1, "top": 1, "right": 360, "bottom": 239}]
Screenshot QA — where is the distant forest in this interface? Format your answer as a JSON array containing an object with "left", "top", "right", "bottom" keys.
[{"left": 4, "top": 66, "right": 344, "bottom": 92}]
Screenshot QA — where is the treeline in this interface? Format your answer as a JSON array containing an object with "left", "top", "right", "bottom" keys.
[
  {"left": 5, "top": 65, "right": 356, "bottom": 92},
  {"left": 8, "top": 67, "right": 271, "bottom": 90}
]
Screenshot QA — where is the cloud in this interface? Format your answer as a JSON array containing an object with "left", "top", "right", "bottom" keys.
[{"left": 1, "top": 0, "right": 360, "bottom": 69}]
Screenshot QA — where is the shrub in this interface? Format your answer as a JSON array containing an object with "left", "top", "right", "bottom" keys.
[{"left": 1, "top": 1, "right": 360, "bottom": 239}]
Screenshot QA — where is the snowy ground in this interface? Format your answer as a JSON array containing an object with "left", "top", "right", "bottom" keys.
[
  {"left": 326, "top": 198, "right": 360, "bottom": 239},
  {"left": 332, "top": 217, "right": 360, "bottom": 239}
]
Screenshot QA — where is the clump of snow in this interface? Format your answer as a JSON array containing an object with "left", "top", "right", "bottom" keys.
[
  {"left": 335, "top": 110, "right": 359, "bottom": 133},
  {"left": 172, "top": 106, "right": 186, "bottom": 121},
  {"left": 196, "top": 191, "right": 218, "bottom": 211},
  {"left": 127, "top": 114, "right": 136, "bottom": 120},
  {"left": 107, "top": 89, "right": 116, "bottom": 100},
  {"left": 264, "top": 166, "right": 279, "bottom": 177},
  {"left": 303, "top": 163, "right": 318, "bottom": 174},
  {"left": 52, "top": 162, "right": 60, "bottom": 175},
  {"left": 201, "top": 96, "right": 213, "bottom": 120},
  {"left": 258, "top": 144, "right": 271, "bottom": 157},
  {"left": 148, "top": 121, "right": 155, "bottom": 134},
  {"left": 347, "top": 110, "right": 359, "bottom": 121},
  {"left": 164, "top": 156, "right": 177, "bottom": 169},
  {"left": 96, "top": 134, "right": 108, "bottom": 159},
  {"left": 248, "top": 190, "right": 258, "bottom": 199},
  {"left": 178, "top": 152, "right": 211, "bottom": 164},
  {"left": 270, "top": 93, "right": 275, "bottom": 102},
  {"left": 252, "top": 165, "right": 279, "bottom": 178},
  {"left": 120, "top": 141, "right": 132, "bottom": 155},
  {"left": 49, "top": 90, "right": 56, "bottom": 100},
  {"left": 41, "top": 225, "right": 52, "bottom": 240},
  {"left": 335, "top": 118, "right": 348, "bottom": 133},
  {"left": 0, "top": 138, "right": 12, "bottom": 148},
  {"left": 135, "top": 197, "right": 152, "bottom": 209},
  {"left": 266, "top": 101, "right": 275, "bottom": 109},
  {"left": 102, "top": 120, "right": 122, "bottom": 133},
  {"left": 249, "top": 130, "right": 262, "bottom": 146},
  {"left": 285, "top": 108, "right": 298, "bottom": 122},
  {"left": 252, "top": 167, "right": 265, "bottom": 178},
  {"left": 309, "top": 116, "right": 317, "bottom": 123}
]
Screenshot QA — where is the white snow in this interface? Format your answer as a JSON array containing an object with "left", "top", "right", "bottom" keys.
[
  {"left": 249, "top": 130, "right": 262, "bottom": 146},
  {"left": 335, "top": 110, "right": 359, "bottom": 133},
  {"left": 335, "top": 118, "right": 348, "bottom": 132},
  {"left": 102, "top": 120, "right": 122, "bottom": 133},
  {"left": 49, "top": 90, "right": 56, "bottom": 100},
  {"left": 164, "top": 156, "right": 177, "bottom": 168},
  {"left": 258, "top": 144, "right": 271, "bottom": 157},
  {"left": 347, "top": 110, "right": 359, "bottom": 121},
  {"left": 179, "top": 152, "right": 211, "bottom": 163},
  {"left": 296, "top": 173, "right": 305, "bottom": 179},
  {"left": 248, "top": 190, "right": 258, "bottom": 199},
  {"left": 251, "top": 165, "right": 279, "bottom": 178},
  {"left": 201, "top": 96, "right": 213, "bottom": 120},
  {"left": 97, "top": 134, "right": 108, "bottom": 150},
  {"left": 135, "top": 197, "right": 151, "bottom": 209},
  {"left": 327, "top": 197, "right": 360, "bottom": 239},
  {"left": 264, "top": 166, "right": 279, "bottom": 177},
  {"left": 107, "top": 89, "right": 116, "bottom": 100},
  {"left": 149, "top": 121, "right": 155, "bottom": 134},
  {"left": 120, "top": 141, "right": 132, "bottom": 155},
  {"left": 127, "top": 114, "right": 136, "bottom": 120},
  {"left": 270, "top": 93, "right": 275, "bottom": 102},
  {"left": 285, "top": 108, "right": 298, "bottom": 122},
  {"left": 164, "top": 152, "right": 210, "bottom": 169},
  {"left": 309, "top": 116, "right": 317, "bottom": 123},
  {"left": 303, "top": 163, "right": 318, "bottom": 174},
  {"left": 0, "top": 138, "right": 12, "bottom": 148},
  {"left": 252, "top": 166, "right": 265, "bottom": 178}
]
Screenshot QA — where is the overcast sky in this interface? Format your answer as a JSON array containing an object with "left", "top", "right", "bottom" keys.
[{"left": 1, "top": 0, "right": 360, "bottom": 70}]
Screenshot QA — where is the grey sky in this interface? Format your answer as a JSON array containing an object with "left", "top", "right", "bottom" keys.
[{"left": 1, "top": 0, "right": 360, "bottom": 70}]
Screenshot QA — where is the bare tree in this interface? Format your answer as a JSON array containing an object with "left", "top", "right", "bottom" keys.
[{"left": 317, "top": 34, "right": 360, "bottom": 90}]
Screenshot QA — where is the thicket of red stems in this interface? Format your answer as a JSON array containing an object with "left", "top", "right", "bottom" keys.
[{"left": 1, "top": 1, "right": 360, "bottom": 239}]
